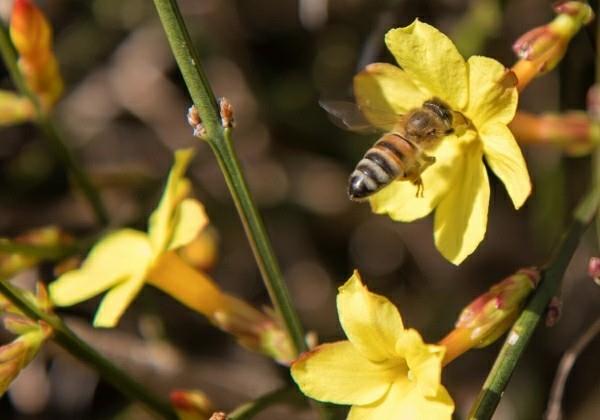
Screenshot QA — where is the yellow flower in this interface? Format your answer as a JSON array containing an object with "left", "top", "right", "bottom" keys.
[
  {"left": 354, "top": 20, "right": 531, "bottom": 264},
  {"left": 291, "top": 271, "right": 453, "bottom": 419},
  {"left": 49, "top": 149, "right": 207, "bottom": 327}
]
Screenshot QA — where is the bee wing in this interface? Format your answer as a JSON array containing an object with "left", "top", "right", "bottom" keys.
[{"left": 319, "top": 100, "right": 401, "bottom": 134}]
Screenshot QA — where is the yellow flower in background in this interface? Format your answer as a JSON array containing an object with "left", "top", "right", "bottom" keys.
[
  {"left": 49, "top": 149, "right": 207, "bottom": 327},
  {"left": 354, "top": 20, "right": 531, "bottom": 264},
  {"left": 291, "top": 271, "right": 453, "bottom": 419}
]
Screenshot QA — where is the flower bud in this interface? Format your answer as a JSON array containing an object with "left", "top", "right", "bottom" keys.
[
  {"left": 212, "top": 296, "right": 295, "bottom": 364},
  {"left": 511, "top": 1, "right": 594, "bottom": 89},
  {"left": 440, "top": 268, "right": 539, "bottom": 364},
  {"left": 170, "top": 389, "right": 216, "bottom": 420},
  {"left": 587, "top": 257, "right": 600, "bottom": 286},
  {"left": 10, "top": 0, "right": 64, "bottom": 109},
  {"left": 0, "top": 324, "right": 50, "bottom": 395}
]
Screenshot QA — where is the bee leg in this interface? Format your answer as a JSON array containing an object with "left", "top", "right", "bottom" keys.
[
  {"left": 187, "top": 105, "right": 207, "bottom": 138},
  {"left": 414, "top": 177, "right": 425, "bottom": 197}
]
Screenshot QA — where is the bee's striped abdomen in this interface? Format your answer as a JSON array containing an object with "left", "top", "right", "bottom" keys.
[{"left": 348, "top": 133, "right": 415, "bottom": 201}]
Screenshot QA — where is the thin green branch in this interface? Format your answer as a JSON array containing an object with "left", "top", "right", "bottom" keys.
[
  {"left": 152, "top": 0, "right": 306, "bottom": 355},
  {"left": 0, "top": 280, "right": 177, "bottom": 419},
  {"left": 468, "top": 181, "right": 600, "bottom": 419},
  {"left": 0, "top": 24, "right": 108, "bottom": 226}
]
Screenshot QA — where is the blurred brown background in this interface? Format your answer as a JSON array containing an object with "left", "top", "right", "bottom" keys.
[{"left": 0, "top": 0, "right": 599, "bottom": 418}]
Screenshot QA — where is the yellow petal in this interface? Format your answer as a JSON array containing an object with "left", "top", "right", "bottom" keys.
[
  {"left": 348, "top": 378, "right": 454, "bottom": 420},
  {"left": 93, "top": 271, "right": 147, "bottom": 327},
  {"left": 353, "top": 63, "right": 428, "bottom": 130},
  {"left": 481, "top": 123, "right": 531, "bottom": 209},
  {"left": 396, "top": 329, "right": 445, "bottom": 398},
  {"left": 49, "top": 229, "right": 152, "bottom": 306},
  {"left": 434, "top": 144, "right": 489, "bottom": 265},
  {"left": 465, "top": 56, "right": 518, "bottom": 128},
  {"left": 369, "top": 137, "right": 462, "bottom": 222},
  {"left": 385, "top": 20, "right": 468, "bottom": 110},
  {"left": 337, "top": 271, "right": 403, "bottom": 362},
  {"left": 148, "top": 148, "right": 195, "bottom": 254},
  {"left": 168, "top": 199, "right": 209, "bottom": 250},
  {"left": 291, "top": 341, "right": 394, "bottom": 405}
]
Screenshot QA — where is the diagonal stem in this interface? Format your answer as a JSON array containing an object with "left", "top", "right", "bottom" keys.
[
  {"left": 0, "top": 280, "right": 177, "bottom": 419},
  {"left": 0, "top": 24, "right": 108, "bottom": 226},
  {"left": 152, "top": 0, "right": 307, "bottom": 356},
  {"left": 468, "top": 181, "right": 600, "bottom": 419}
]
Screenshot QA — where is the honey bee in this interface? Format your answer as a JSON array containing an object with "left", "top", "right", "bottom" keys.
[{"left": 321, "top": 98, "right": 465, "bottom": 201}]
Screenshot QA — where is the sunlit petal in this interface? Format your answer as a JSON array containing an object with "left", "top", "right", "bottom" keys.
[
  {"left": 385, "top": 20, "right": 468, "bottom": 110},
  {"left": 337, "top": 271, "right": 403, "bottom": 362},
  {"left": 396, "top": 329, "right": 445, "bottom": 398},
  {"left": 481, "top": 123, "right": 531, "bottom": 209},
  {"left": 148, "top": 148, "right": 195, "bottom": 254},
  {"left": 434, "top": 143, "right": 490, "bottom": 265},
  {"left": 466, "top": 56, "right": 518, "bottom": 127},
  {"left": 49, "top": 229, "right": 152, "bottom": 306},
  {"left": 348, "top": 378, "right": 454, "bottom": 420},
  {"left": 369, "top": 137, "right": 462, "bottom": 222},
  {"left": 291, "top": 341, "right": 394, "bottom": 405},
  {"left": 354, "top": 63, "right": 428, "bottom": 130},
  {"left": 168, "top": 199, "right": 209, "bottom": 250},
  {"left": 93, "top": 272, "right": 147, "bottom": 328}
]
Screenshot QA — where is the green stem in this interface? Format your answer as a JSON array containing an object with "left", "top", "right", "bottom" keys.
[
  {"left": 0, "top": 280, "right": 177, "bottom": 419},
  {"left": 468, "top": 182, "right": 600, "bottom": 419},
  {"left": 152, "top": 0, "right": 306, "bottom": 355},
  {"left": 0, "top": 24, "right": 108, "bottom": 226}
]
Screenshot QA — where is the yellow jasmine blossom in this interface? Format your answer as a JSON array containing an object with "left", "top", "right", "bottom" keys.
[
  {"left": 49, "top": 149, "right": 207, "bottom": 327},
  {"left": 291, "top": 271, "right": 454, "bottom": 419},
  {"left": 354, "top": 19, "right": 531, "bottom": 264}
]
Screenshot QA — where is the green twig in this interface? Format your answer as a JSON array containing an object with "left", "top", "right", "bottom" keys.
[
  {"left": 152, "top": 0, "right": 306, "bottom": 355},
  {"left": 0, "top": 24, "right": 108, "bottom": 226},
  {"left": 468, "top": 181, "right": 600, "bottom": 419},
  {"left": 0, "top": 280, "right": 177, "bottom": 419}
]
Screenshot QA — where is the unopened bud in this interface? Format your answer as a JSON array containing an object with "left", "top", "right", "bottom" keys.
[
  {"left": 440, "top": 268, "right": 539, "bottom": 364},
  {"left": 212, "top": 296, "right": 295, "bottom": 364},
  {"left": 10, "top": 0, "right": 52, "bottom": 59},
  {"left": 209, "top": 413, "right": 229, "bottom": 420},
  {"left": 10, "top": 0, "right": 63, "bottom": 109},
  {"left": 0, "top": 326, "right": 49, "bottom": 395},
  {"left": 170, "top": 389, "right": 216, "bottom": 420},
  {"left": 553, "top": 1, "right": 594, "bottom": 23},
  {"left": 588, "top": 257, "right": 600, "bottom": 286},
  {"left": 513, "top": 26, "right": 560, "bottom": 61},
  {"left": 512, "top": 1, "right": 594, "bottom": 83}
]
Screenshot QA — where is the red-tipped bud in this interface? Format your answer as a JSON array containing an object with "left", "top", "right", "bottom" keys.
[
  {"left": 513, "top": 26, "right": 560, "bottom": 61},
  {"left": 10, "top": 0, "right": 63, "bottom": 109},
  {"left": 212, "top": 296, "right": 295, "bottom": 364},
  {"left": 553, "top": 1, "right": 595, "bottom": 23},
  {"left": 10, "top": 0, "right": 52, "bottom": 59},
  {"left": 588, "top": 257, "right": 600, "bottom": 286},
  {"left": 0, "top": 324, "right": 50, "bottom": 395},
  {"left": 170, "top": 389, "right": 216, "bottom": 420},
  {"left": 440, "top": 268, "right": 540, "bottom": 364}
]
